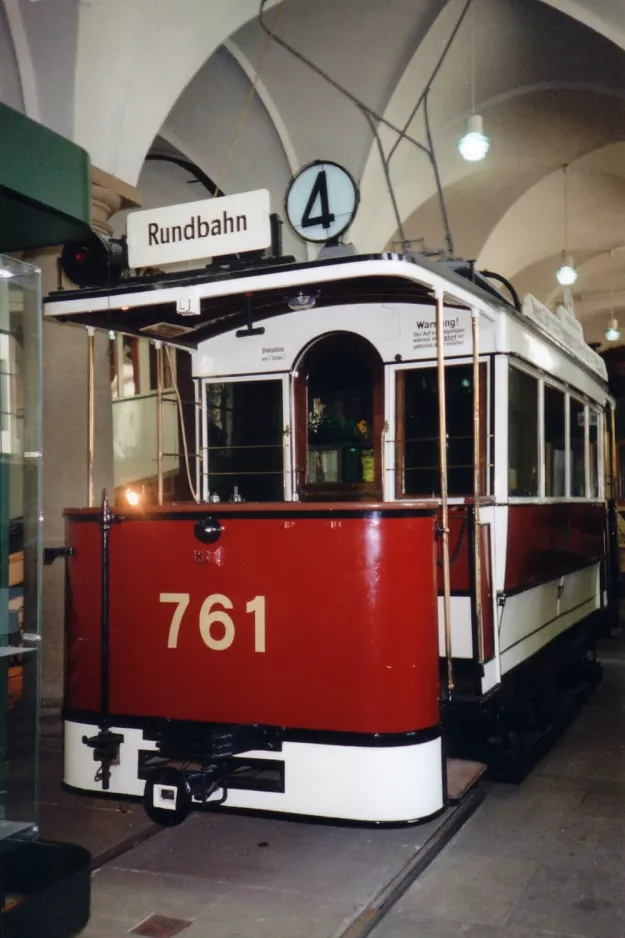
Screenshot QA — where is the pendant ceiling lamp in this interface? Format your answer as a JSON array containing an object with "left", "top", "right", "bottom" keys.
[
  {"left": 605, "top": 249, "right": 620, "bottom": 341},
  {"left": 556, "top": 166, "right": 577, "bottom": 286},
  {"left": 458, "top": 1, "right": 490, "bottom": 162}
]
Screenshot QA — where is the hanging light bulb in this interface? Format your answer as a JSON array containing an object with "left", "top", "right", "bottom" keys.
[
  {"left": 459, "top": 114, "right": 490, "bottom": 162},
  {"left": 555, "top": 167, "right": 577, "bottom": 286},
  {"left": 605, "top": 318, "right": 621, "bottom": 342},
  {"left": 604, "top": 250, "right": 620, "bottom": 341},
  {"left": 459, "top": 5, "right": 490, "bottom": 163},
  {"left": 556, "top": 252, "right": 577, "bottom": 286}
]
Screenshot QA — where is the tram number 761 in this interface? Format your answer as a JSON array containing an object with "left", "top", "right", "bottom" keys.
[{"left": 160, "top": 593, "right": 266, "bottom": 653}]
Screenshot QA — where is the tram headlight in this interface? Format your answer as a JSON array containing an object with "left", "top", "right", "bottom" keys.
[{"left": 60, "top": 232, "right": 127, "bottom": 288}]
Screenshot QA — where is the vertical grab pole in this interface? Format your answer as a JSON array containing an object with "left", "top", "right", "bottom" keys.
[
  {"left": 436, "top": 291, "right": 454, "bottom": 695},
  {"left": 472, "top": 308, "right": 484, "bottom": 663},
  {"left": 156, "top": 340, "right": 164, "bottom": 506},
  {"left": 100, "top": 489, "right": 111, "bottom": 727},
  {"left": 87, "top": 327, "right": 95, "bottom": 508},
  {"left": 80, "top": 488, "right": 124, "bottom": 793}
]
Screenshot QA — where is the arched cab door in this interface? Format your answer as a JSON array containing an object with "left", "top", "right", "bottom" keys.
[{"left": 293, "top": 332, "right": 384, "bottom": 500}]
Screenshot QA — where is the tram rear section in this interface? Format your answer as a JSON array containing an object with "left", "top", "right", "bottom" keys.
[{"left": 44, "top": 252, "right": 619, "bottom": 826}]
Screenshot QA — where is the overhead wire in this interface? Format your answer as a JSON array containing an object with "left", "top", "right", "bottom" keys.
[
  {"left": 170, "top": 5, "right": 289, "bottom": 502},
  {"left": 358, "top": 105, "right": 407, "bottom": 244},
  {"left": 214, "top": 0, "right": 290, "bottom": 197},
  {"left": 386, "top": 0, "right": 473, "bottom": 164},
  {"left": 258, "top": 0, "right": 474, "bottom": 256}
]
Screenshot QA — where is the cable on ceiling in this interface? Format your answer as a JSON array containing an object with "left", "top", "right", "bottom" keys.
[{"left": 258, "top": 0, "right": 474, "bottom": 257}]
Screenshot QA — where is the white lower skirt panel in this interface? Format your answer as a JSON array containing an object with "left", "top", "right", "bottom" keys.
[
  {"left": 64, "top": 720, "right": 444, "bottom": 823},
  {"left": 500, "top": 565, "right": 600, "bottom": 675},
  {"left": 437, "top": 595, "right": 473, "bottom": 659}
]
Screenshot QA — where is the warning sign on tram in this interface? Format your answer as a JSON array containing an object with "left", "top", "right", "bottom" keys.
[
  {"left": 412, "top": 313, "right": 469, "bottom": 351},
  {"left": 126, "top": 189, "right": 272, "bottom": 269}
]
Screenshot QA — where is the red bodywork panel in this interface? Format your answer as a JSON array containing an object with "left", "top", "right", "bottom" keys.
[
  {"left": 505, "top": 503, "right": 605, "bottom": 591},
  {"left": 64, "top": 504, "right": 440, "bottom": 735}
]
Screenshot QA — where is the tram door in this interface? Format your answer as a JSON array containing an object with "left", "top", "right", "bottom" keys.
[{"left": 293, "top": 333, "right": 384, "bottom": 501}]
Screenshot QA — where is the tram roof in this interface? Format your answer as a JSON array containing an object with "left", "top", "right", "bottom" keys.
[
  {"left": 43, "top": 251, "right": 510, "bottom": 343},
  {"left": 43, "top": 251, "right": 607, "bottom": 387}
]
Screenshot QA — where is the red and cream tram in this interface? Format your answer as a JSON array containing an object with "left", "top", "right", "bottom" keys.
[{"left": 44, "top": 249, "right": 618, "bottom": 825}]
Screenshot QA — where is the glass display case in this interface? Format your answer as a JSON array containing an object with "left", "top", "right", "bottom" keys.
[
  {"left": 0, "top": 255, "right": 42, "bottom": 842},
  {"left": 0, "top": 255, "right": 89, "bottom": 938}
]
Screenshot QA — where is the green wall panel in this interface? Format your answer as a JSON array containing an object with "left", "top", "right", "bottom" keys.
[{"left": 0, "top": 103, "right": 91, "bottom": 252}]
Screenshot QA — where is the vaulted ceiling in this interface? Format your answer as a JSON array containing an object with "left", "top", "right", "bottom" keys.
[{"left": 3, "top": 0, "right": 625, "bottom": 346}]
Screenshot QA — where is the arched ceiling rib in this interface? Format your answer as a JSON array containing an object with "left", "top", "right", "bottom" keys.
[
  {"left": 4, "top": 0, "right": 625, "bottom": 340},
  {"left": 72, "top": 0, "right": 284, "bottom": 184}
]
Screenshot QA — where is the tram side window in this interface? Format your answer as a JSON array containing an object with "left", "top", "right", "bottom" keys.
[
  {"left": 569, "top": 398, "right": 586, "bottom": 497},
  {"left": 544, "top": 385, "right": 565, "bottom": 496},
  {"left": 589, "top": 409, "right": 600, "bottom": 499},
  {"left": 508, "top": 367, "right": 539, "bottom": 496},
  {"left": 110, "top": 336, "right": 141, "bottom": 399},
  {"left": 206, "top": 380, "right": 284, "bottom": 502},
  {"left": 148, "top": 343, "right": 174, "bottom": 390},
  {"left": 397, "top": 364, "right": 487, "bottom": 497}
]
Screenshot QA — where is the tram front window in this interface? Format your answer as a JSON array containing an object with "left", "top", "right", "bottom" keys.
[
  {"left": 307, "top": 353, "right": 373, "bottom": 484},
  {"left": 295, "top": 334, "right": 383, "bottom": 499},
  {"left": 205, "top": 380, "right": 284, "bottom": 502},
  {"left": 396, "top": 364, "right": 487, "bottom": 497}
]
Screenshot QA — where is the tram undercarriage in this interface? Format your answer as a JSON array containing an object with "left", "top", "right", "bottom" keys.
[{"left": 442, "top": 614, "right": 604, "bottom": 782}]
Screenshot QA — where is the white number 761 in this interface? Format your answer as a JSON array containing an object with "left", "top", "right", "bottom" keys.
[{"left": 159, "top": 593, "right": 266, "bottom": 653}]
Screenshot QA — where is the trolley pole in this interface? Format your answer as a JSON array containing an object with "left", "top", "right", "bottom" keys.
[
  {"left": 87, "top": 327, "right": 95, "bottom": 508},
  {"left": 156, "top": 341, "right": 164, "bottom": 506},
  {"left": 471, "top": 309, "right": 484, "bottom": 663},
  {"left": 436, "top": 292, "right": 454, "bottom": 695}
]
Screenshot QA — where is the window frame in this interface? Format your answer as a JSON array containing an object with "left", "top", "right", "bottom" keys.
[
  {"left": 508, "top": 361, "right": 541, "bottom": 498},
  {"left": 542, "top": 377, "right": 567, "bottom": 499},
  {"left": 200, "top": 373, "right": 291, "bottom": 503},
  {"left": 507, "top": 357, "right": 605, "bottom": 503},
  {"left": 391, "top": 355, "right": 492, "bottom": 502},
  {"left": 111, "top": 334, "right": 177, "bottom": 401},
  {"left": 292, "top": 333, "right": 385, "bottom": 501},
  {"left": 588, "top": 405, "right": 603, "bottom": 500}
]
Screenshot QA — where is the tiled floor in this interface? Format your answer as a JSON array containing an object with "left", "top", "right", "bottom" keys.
[
  {"left": 36, "top": 627, "right": 625, "bottom": 938},
  {"left": 35, "top": 744, "right": 159, "bottom": 863},
  {"left": 371, "top": 629, "right": 625, "bottom": 938},
  {"left": 80, "top": 804, "right": 461, "bottom": 938}
]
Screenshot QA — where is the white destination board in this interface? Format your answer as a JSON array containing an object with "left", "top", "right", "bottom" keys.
[{"left": 127, "top": 189, "right": 271, "bottom": 268}]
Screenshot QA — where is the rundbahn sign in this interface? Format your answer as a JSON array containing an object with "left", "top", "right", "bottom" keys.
[{"left": 126, "top": 189, "right": 271, "bottom": 268}]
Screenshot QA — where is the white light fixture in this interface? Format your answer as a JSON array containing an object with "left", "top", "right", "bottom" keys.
[
  {"left": 556, "top": 252, "right": 577, "bottom": 286},
  {"left": 605, "top": 318, "right": 621, "bottom": 342},
  {"left": 125, "top": 487, "right": 142, "bottom": 506},
  {"left": 0, "top": 268, "right": 13, "bottom": 280},
  {"left": 555, "top": 166, "right": 577, "bottom": 286},
  {"left": 459, "top": 114, "right": 490, "bottom": 162},
  {"left": 459, "top": 4, "right": 490, "bottom": 163}
]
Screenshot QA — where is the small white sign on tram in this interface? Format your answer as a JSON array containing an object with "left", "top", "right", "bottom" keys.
[
  {"left": 285, "top": 161, "right": 359, "bottom": 243},
  {"left": 126, "top": 189, "right": 272, "bottom": 269}
]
